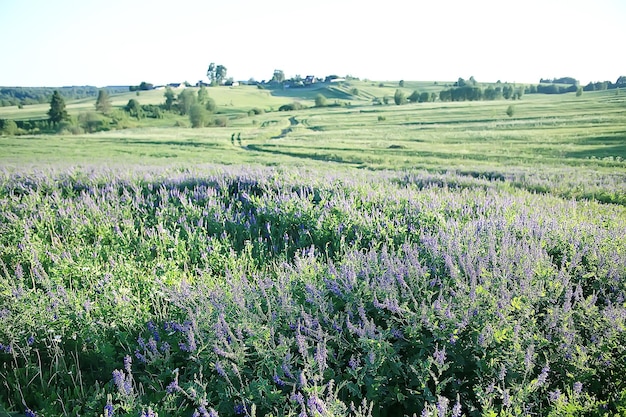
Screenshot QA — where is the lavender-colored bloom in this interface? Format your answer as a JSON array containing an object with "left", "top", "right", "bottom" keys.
[
  {"left": 502, "top": 390, "right": 511, "bottom": 407},
  {"left": 215, "top": 361, "right": 226, "bottom": 377},
  {"left": 451, "top": 400, "right": 462, "bottom": 417},
  {"left": 273, "top": 374, "right": 285, "bottom": 386},
  {"left": 234, "top": 403, "right": 246, "bottom": 415},
  {"left": 124, "top": 355, "right": 132, "bottom": 374},
  {"left": 549, "top": 389, "right": 561, "bottom": 402},
  {"left": 573, "top": 381, "right": 583, "bottom": 395},
  {"left": 104, "top": 402, "right": 114, "bottom": 417},
  {"left": 166, "top": 379, "right": 179, "bottom": 393},
  {"left": 25, "top": 409, "right": 36, "bottom": 417},
  {"left": 139, "top": 408, "right": 157, "bottom": 417},
  {"left": 291, "top": 392, "right": 305, "bottom": 404},
  {"left": 537, "top": 365, "right": 549, "bottom": 386},
  {"left": 307, "top": 396, "right": 326, "bottom": 414},
  {"left": 27, "top": 335, "right": 35, "bottom": 346},
  {"left": 436, "top": 396, "right": 449, "bottom": 417},
  {"left": 433, "top": 346, "right": 446, "bottom": 366}
]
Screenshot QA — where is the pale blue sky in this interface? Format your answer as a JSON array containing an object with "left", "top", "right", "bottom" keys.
[{"left": 1, "top": 0, "right": 624, "bottom": 87}]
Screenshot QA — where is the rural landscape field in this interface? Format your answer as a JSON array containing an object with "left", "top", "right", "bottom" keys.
[{"left": 0, "top": 77, "right": 625, "bottom": 417}]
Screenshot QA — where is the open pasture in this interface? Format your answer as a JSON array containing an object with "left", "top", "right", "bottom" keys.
[{"left": 0, "top": 87, "right": 625, "bottom": 416}]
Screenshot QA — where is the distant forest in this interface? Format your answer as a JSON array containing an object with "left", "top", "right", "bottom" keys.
[{"left": 0, "top": 86, "right": 129, "bottom": 107}]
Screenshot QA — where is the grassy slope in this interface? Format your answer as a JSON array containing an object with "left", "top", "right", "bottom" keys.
[{"left": 0, "top": 86, "right": 624, "bottom": 176}]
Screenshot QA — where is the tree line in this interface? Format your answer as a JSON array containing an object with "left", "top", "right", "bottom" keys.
[{"left": 0, "top": 86, "right": 129, "bottom": 107}]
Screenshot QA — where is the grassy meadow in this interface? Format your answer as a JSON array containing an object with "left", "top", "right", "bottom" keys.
[{"left": 0, "top": 82, "right": 625, "bottom": 416}]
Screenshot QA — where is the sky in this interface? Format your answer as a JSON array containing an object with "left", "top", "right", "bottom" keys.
[{"left": 0, "top": 0, "right": 624, "bottom": 87}]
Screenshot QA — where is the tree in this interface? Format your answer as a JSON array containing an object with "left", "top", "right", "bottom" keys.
[
  {"left": 393, "top": 89, "right": 407, "bottom": 105},
  {"left": 506, "top": 105, "right": 515, "bottom": 117},
  {"left": 197, "top": 85, "right": 209, "bottom": 105},
  {"left": 272, "top": 69, "right": 285, "bottom": 83},
  {"left": 79, "top": 111, "right": 104, "bottom": 133},
  {"left": 315, "top": 94, "right": 327, "bottom": 107},
  {"left": 48, "top": 90, "right": 69, "bottom": 125},
  {"left": 95, "top": 89, "right": 111, "bottom": 114},
  {"left": 215, "top": 65, "right": 227, "bottom": 85},
  {"left": 399, "top": 80, "right": 405, "bottom": 87},
  {"left": 408, "top": 90, "right": 420, "bottom": 103},
  {"left": 205, "top": 97, "right": 216, "bottom": 113},
  {"left": 177, "top": 89, "right": 196, "bottom": 115},
  {"left": 576, "top": 86, "right": 583, "bottom": 97},
  {"left": 189, "top": 104, "right": 207, "bottom": 128},
  {"left": 164, "top": 87, "right": 176, "bottom": 111},
  {"left": 125, "top": 99, "right": 142, "bottom": 119},
  {"left": 207, "top": 63, "right": 216, "bottom": 85},
  {"left": 1, "top": 119, "right": 18, "bottom": 135}
]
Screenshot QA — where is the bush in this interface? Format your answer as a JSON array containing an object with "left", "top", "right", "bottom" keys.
[
  {"left": 214, "top": 116, "right": 229, "bottom": 127},
  {"left": 189, "top": 104, "right": 207, "bottom": 128},
  {"left": 506, "top": 105, "right": 515, "bottom": 117},
  {"left": 248, "top": 107, "right": 264, "bottom": 116},
  {"left": 315, "top": 94, "right": 327, "bottom": 107},
  {"left": 0, "top": 119, "right": 18, "bottom": 135},
  {"left": 278, "top": 102, "right": 306, "bottom": 111}
]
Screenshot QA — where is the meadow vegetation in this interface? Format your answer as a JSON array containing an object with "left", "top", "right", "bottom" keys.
[{"left": 0, "top": 81, "right": 625, "bottom": 417}]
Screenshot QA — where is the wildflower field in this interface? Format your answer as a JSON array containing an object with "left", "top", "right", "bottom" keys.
[{"left": 1, "top": 89, "right": 626, "bottom": 416}]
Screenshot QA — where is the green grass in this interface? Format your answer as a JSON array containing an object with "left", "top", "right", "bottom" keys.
[{"left": 1, "top": 87, "right": 624, "bottom": 177}]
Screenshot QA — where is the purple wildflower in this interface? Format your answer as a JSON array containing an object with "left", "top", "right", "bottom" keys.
[
  {"left": 537, "top": 365, "right": 549, "bottom": 386},
  {"left": 27, "top": 335, "right": 35, "bottom": 346},
  {"left": 25, "top": 409, "right": 36, "bottom": 417},
  {"left": 273, "top": 374, "right": 285, "bottom": 386},
  {"left": 124, "top": 355, "right": 132, "bottom": 374},
  {"left": 166, "top": 379, "right": 179, "bottom": 393},
  {"left": 451, "top": 400, "right": 462, "bottom": 417},
  {"left": 433, "top": 346, "right": 446, "bottom": 366},
  {"left": 573, "top": 381, "right": 583, "bottom": 395},
  {"left": 549, "top": 389, "right": 561, "bottom": 402},
  {"left": 139, "top": 408, "right": 157, "bottom": 417},
  {"left": 215, "top": 361, "right": 226, "bottom": 377},
  {"left": 234, "top": 403, "right": 246, "bottom": 415}
]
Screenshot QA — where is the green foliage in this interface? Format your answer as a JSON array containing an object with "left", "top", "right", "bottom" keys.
[
  {"left": 78, "top": 111, "right": 105, "bottom": 133},
  {"left": 125, "top": 99, "right": 142, "bottom": 119},
  {"left": 177, "top": 89, "right": 197, "bottom": 116},
  {"left": 576, "top": 86, "right": 583, "bottom": 97},
  {"left": 315, "top": 94, "right": 328, "bottom": 107},
  {"left": 197, "top": 85, "right": 209, "bottom": 104},
  {"left": 279, "top": 102, "right": 306, "bottom": 111},
  {"left": 205, "top": 97, "right": 217, "bottom": 113},
  {"left": 163, "top": 87, "right": 176, "bottom": 111},
  {"left": 506, "top": 105, "right": 515, "bottom": 117},
  {"left": 95, "top": 89, "right": 112, "bottom": 114},
  {"left": 189, "top": 104, "right": 207, "bottom": 128},
  {"left": 393, "top": 89, "right": 406, "bottom": 105},
  {"left": 47, "top": 90, "right": 69, "bottom": 124},
  {"left": 408, "top": 90, "right": 420, "bottom": 103},
  {"left": 398, "top": 80, "right": 405, "bottom": 87},
  {"left": 0, "top": 119, "right": 18, "bottom": 135}
]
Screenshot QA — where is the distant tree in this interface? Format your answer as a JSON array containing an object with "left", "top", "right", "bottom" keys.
[
  {"left": 576, "top": 86, "right": 583, "bottom": 97},
  {"left": 164, "top": 87, "right": 176, "bottom": 111},
  {"left": 616, "top": 76, "right": 626, "bottom": 86},
  {"left": 95, "top": 89, "right": 111, "bottom": 114},
  {"left": 207, "top": 63, "right": 217, "bottom": 85},
  {"left": 215, "top": 65, "right": 227, "bottom": 85},
  {"left": 125, "top": 99, "right": 142, "bottom": 119},
  {"left": 205, "top": 97, "right": 216, "bottom": 113},
  {"left": 408, "top": 90, "right": 420, "bottom": 103},
  {"left": 177, "top": 89, "right": 197, "bottom": 115},
  {"left": 48, "top": 90, "right": 69, "bottom": 125},
  {"left": 502, "top": 85, "right": 514, "bottom": 100},
  {"left": 197, "top": 85, "right": 209, "bottom": 104},
  {"left": 272, "top": 69, "right": 285, "bottom": 83},
  {"left": 394, "top": 89, "right": 407, "bottom": 105},
  {"left": 1, "top": 119, "right": 18, "bottom": 135},
  {"left": 399, "top": 80, "right": 405, "bottom": 87},
  {"left": 78, "top": 111, "right": 104, "bottom": 133},
  {"left": 469, "top": 76, "right": 477, "bottom": 86},
  {"left": 506, "top": 105, "right": 515, "bottom": 117},
  {"left": 456, "top": 77, "right": 467, "bottom": 87},
  {"left": 189, "top": 104, "right": 207, "bottom": 128},
  {"left": 419, "top": 92, "right": 431, "bottom": 103},
  {"left": 315, "top": 94, "right": 327, "bottom": 107}
]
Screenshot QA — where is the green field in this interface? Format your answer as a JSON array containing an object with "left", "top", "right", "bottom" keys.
[{"left": 1, "top": 82, "right": 626, "bottom": 416}]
